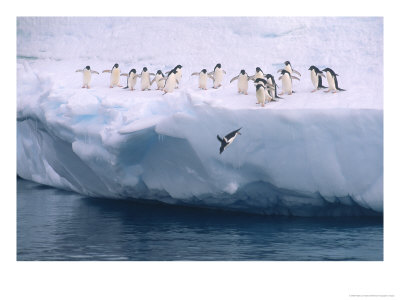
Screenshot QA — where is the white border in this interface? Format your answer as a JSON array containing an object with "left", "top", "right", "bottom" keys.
[{"left": 3, "top": 1, "right": 399, "bottom": 299}]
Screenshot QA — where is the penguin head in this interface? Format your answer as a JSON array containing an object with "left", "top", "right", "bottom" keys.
[
  {"left": 130, "top": 69, "right": 136, "bottom": 74},
  {"left": 255, "top": 78, "right": 266, "bottom": 85},
  {"left": 265, "top": 74, "right": 272, "bottom": 79},
  {"left": 284, "top": 61, "right": 291, "bottom": 66},
  {"left": 201, "top": 69, "right": 207, "bottom": 73},
  {"left": 281, "top": 70, "right": 290, "bottom": 75},
  {"left": 308, "top": 65, "right": 316, "bottom": 71},
  {"left": 256, "top": 67, "right": 262, "bottom": 73},
  {"left": 215, "top": 63, "right": 222, "bottom": 70},
  {"left": 85, "top": 66, "right": 90, "bottom": 70},
  {"left": 156, "top": 70, "right": 162, "bottom": 74},
  {"left": 256, "top": 84, "right": 264, "bottom": 90},
  {"left": 240, "top": 69, "right": 246, "bottom": 75},
  {"left": 114, "top": 63, "right": 119, "bottom": 68},
  {"left": 143, "top": 67, "right": 148, "bottom": 72},
  {"left": 322, "top": 68, "right": 335, "bottom": 76},
  {"left": 176, "top": 65, "right": 182, "bottom": 69}
]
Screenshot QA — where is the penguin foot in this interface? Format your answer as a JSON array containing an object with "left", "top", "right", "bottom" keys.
[
  {"left": 110, "top": 86, "right": 113, "bottom": 88},
  {"left": 288, "top": 92, "right": 292, "bottom": 95},
  {"left": 244, "top": 92, "right": 248, "bottom": 95},
  {"left": 311, "top": 89, "right": 317, "bottom": 93},
  {"left": 279, "top": 92, "right": 284, "bottom": 95}
]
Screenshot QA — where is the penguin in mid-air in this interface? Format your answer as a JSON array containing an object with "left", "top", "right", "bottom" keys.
[
  {"left": 121, "top": 68, "right": 138, "bottom": 90},
  {"left": 138, "top": 67, "right": 155, "bottom": 91},
  {"left": 151, "top": 70, "right": 166, "bottom": 90},
  {"left": 278, "top": 70, "right": 300, "bottom": 95},
  {"left": 277, "top": 61, "right": 302, "bottom": 77},
  {"left": 191, "top": 69, "right": 213, "bottom": 90},
  {"left": 75, "top": 66, "right": 99, "bottom": 88},
  {"left": 308, "top": 66, "right": 327, "bottom": 92},
  {"left": 208, "top": 63, "right": 226, "bottom": 89},
  {"left": 322, "top": 68, "right": 346, "bottom": 93},
  {"left": 230, "top": 70, "right": 252, "bottom": 95},
  {"left": 102, "top": 63, "right": 122, "bottom": 88},
  {"left": 217, "top": 128, "right": 242, "bottom": 154},
  {"left": 265, "top": 74, "right": 282, "bottom": 100}
]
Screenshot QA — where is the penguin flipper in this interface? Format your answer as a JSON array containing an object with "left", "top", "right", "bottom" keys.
[
  {"left": 291, "top": 76, "right": 300, "bottom": 81},
  {"left": 230, "top": 76, "right": 239, "bottom": 83},
  {"left": 191, "top": 72, "right": 200, "bottom": 76},
  {"left": 121, "top": 73, "right": 128, "bottom": 77},
  {"left": 277, "top": 69, "right": 283, "bottom": 73},
  {"left": 102, "top": 70, "right": 111, "bottom": 73},
  {"left": 293, "top": 69, "right": 302, "bottom": 77},
  {"left": 75, "top": 69, "right": 83, "bottom": 72},
  {"left": 217, "top": 135, "right": 223, "bottom": 142},
  {"left": 149, "top": 73, "right": 156, "bottom": 76},
  {"left": 207, "top": 72, "right": 214, "bottom": 76},
  {"left": 176, "top": 79, "right": 180, "bottom": 84},
  {"left": 91, "top": 70, "right": 99, "bottom": 75},
  {"left": 208, "top": 74, "right": 214, "bottom": 80},
  {"left": 248, "top": 75, "right": 255, "bottom": 81},
  {"left": 150, "top": 78, "right": 156, "bottom": 85},
  {"left": 278, "top": 76, "right": 283, "bottom": 80},
  {"left": 223, "top": 70, "right": 226, "bottom": 74}
]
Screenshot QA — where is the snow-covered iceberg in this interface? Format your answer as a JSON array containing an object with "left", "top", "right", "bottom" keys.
[{"left": 17, "top": 17, "right": 383, "bottom": 216}]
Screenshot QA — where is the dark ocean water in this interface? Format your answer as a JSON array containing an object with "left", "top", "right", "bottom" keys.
[{"left": 17, "top": 178, "right": 383, "bottom": 261}]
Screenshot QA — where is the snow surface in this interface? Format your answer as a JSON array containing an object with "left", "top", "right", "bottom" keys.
[{"left": 17, "top": 17, "right": 383, "bottom": 216}]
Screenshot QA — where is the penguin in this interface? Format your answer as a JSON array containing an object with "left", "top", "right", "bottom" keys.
[
  {"left": 265, "top": 74, "right": 282, "bottom": 100},
  {"left": 208, "top": 63, "right": 226, "bottom": 89},
  {"left": 308, "top": 66, "right": 327, "bottom": 92},
  {"left": 255, "top": 84, "right": 267, "bottom": 107},
  {"left": 249, "top": 67, "right": 265, "bottom": 81},
  {"left": 75, "top": 65, "right": 99, "bottom": 89},
  {"left": 102, "top": 63, "right": 122, "bottom": 88},
  {"left": 278, "top": 70, "right": 300, "bottom": 95},
  {"left": 150, "top": 70, "right": 166, "bottom": 90},
  {"left": 253, "top": 78, "right": 275, "bottom": 102},
  {"left": 277, "top": 61, "right": 302, "bottom": 77},
  {"left": 121, "top": 68, "right": 138, "bottom": 90},
  {"left": 138, "top": 67, "right": 155, "bottom": 91},
  {"left": 230, "top": 70, "right": 251, "bottom": 95},
  {"left": 191, "top": 69, "right": 213, "bottom": 90},
  {"left": 322, "top": 68, "right": 346, "bottom": 93},
  {"left": 217, "top": 128, "right": 242, "bottom": 154},
  {"left": 162, "top": 69, "right": 179, "bottom": 94}
]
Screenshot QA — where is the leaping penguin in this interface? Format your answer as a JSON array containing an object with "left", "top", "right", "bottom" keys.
[{"left": 217, "top": 128, "right": 242, "bottom": 154}]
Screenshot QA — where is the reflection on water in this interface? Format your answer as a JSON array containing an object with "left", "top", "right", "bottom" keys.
[{"left": 17, "top": 178, "right": 383, "bottom": 261}]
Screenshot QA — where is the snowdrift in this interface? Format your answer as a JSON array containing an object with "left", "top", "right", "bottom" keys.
[{"left": 17, "top": 17, "right": 383, "bottom": 216}]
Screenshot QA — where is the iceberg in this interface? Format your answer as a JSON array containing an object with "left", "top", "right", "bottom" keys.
[{"left": 17, "top": 17, "right": 383, "bottom": 216}]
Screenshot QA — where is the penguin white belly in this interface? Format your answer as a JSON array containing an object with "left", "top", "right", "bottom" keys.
[
  {"left": 164, "top": 75, "right": 176, "bottom": 93},
  {"left": 110, "top": 69, "right": 120, "bottom": 86},
  {"left": 311, "top": 70, "right": 318, "bottom": 89},
  {"left": 256, "top": 88, "right": 266, "bottom": 106},
  {"left": 155, "top": 75, "right": 165, "bottom": 89},
  {"left": 282, "top": 74, "right": 292, "bottom": 93},
  {"left": 238, "top": 75, "right": 248, "bottom": 93},
  {"left": 83, "top": 69, "right": 91, "bottom": 86},
  {"left": 213, "top": 69, "right": 224, "bottom": 87},
  {"left": 199, "top": 73, "right": 208, "bottom": 89},
  {"left": 141, "top": 73, "right": 151, "bottom": 90},
  {"left": 175, "top": 70, "right": 182, "bottom": 87},
  {"left": 326, "top": 72, "right": 335, "bottom": 90},
  {"left": 128, "top": 75, "right": 137, "bottom": 90}
]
